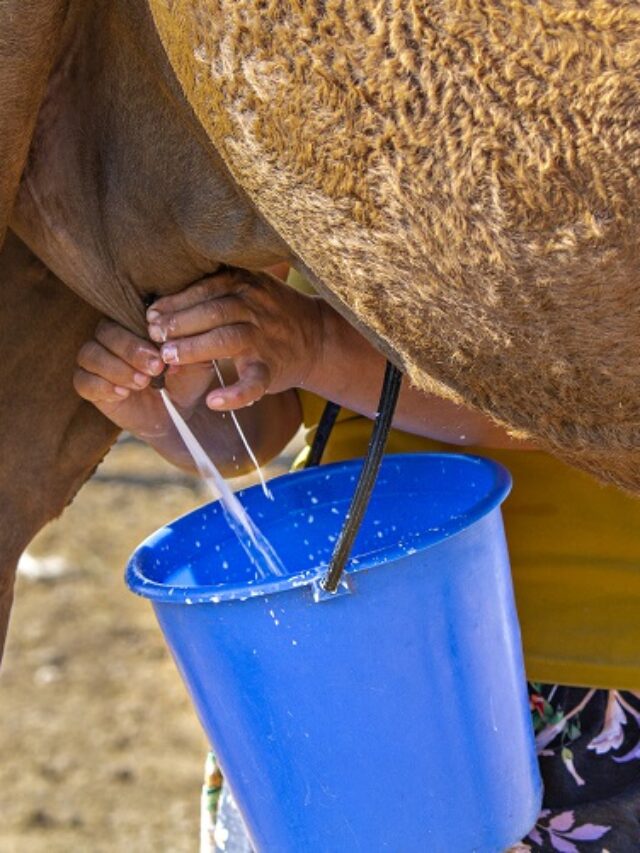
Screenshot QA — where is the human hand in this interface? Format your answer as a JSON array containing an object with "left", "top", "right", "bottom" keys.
[
  {"left": 146, "top": 269, "right": 324, "bottom": 410},
  {"left": 73, "top": 319, "right": 216, "bottom": 438}
]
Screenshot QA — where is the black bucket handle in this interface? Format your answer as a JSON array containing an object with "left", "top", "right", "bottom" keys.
[{"left": 305, "top": 362, "right": 403, "bottom": 593}]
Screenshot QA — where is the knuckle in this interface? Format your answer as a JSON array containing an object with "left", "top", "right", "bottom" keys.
[
  {"left": 179, "top": 339, "right": 193, "bottom": 361},
  {"left": 74, "top": 370, "right": 99, "bottom": 400},
  {"left": 72, "top": 369, "right": 85, "bottom": 394},
  {"left": 130, "top": 342, "right": 151, "bottom": 368},
  {"left": 121, "top": 338, "right": 141, "bottom": 365},
  {"left": 200, "top": 329, "right": 224, "bottom": 356},
  {"left": 249, "top": 378, "right": 268, "bottom": 400},
  {"left": 94, "top": 318, "right": 115, "bottom": 342},
  {"left": 225, "top": 324, "right": 250, "bottom": 352},
  {"left": 77, "top": 340, "right": 100, "bottom": 369},
  {"left": 194, "top": 279, "right": 216, "bottom": 302},
  {"left": 206, "top": 299, "right": 225, "bottom": 325}
]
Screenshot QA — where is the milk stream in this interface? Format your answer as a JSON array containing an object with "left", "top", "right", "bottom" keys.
[
  {"left": 160, "top": 389, "right": 285, "bottom": 579},
  {"left": 211, "top": 360, "right": 273, "bottom": 500}
]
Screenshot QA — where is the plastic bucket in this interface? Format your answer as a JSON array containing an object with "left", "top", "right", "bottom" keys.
[{"left": 126, "top": 453, "right": 542, "bottom": 852}]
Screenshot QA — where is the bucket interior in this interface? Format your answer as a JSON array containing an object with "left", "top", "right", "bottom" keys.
[{"left": 127, "top": 453, "right": 511, "bottom": 603}]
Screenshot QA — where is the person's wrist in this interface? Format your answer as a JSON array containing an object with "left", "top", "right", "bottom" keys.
[{"left": 300, "top": 299, "right": 344, "bottom": 396}]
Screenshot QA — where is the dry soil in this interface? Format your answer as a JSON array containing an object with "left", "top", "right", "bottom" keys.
[{"left": 1, "top": 435, "right": 298, "bottom": 853}]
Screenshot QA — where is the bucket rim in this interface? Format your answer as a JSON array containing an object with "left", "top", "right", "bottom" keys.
[{"left": 125, "top": 452, "right": 511, "bottom": 604}]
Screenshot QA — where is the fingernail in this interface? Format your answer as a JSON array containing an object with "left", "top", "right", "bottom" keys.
[
  {"left": 149, "top": 358, "right": 164, "bottom": 374},
  {"left": 146, "top": 309, "right": 161, "bottom": 323},
  {"left": 115, "top": 386, "right": 130, "bottom": 398},
  {"left": 161, "top": 343, "right": 179, "bottom": 364},
  {"left": 149, "top": 325, "right": 165, "bottom": 343},
  {"left": 133, "top": 372, "right": 148, "bottom": 387},
  {"left": 207, "top": 394, "right": 225, "bottom": 408}
]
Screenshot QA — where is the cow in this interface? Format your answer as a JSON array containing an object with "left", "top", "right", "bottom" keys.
[
  {"left": 1, "top": 0, "right": 640, "bottom": 663},
  {"left": 0, "top": 0, "right": 293, "bottom": 658}
]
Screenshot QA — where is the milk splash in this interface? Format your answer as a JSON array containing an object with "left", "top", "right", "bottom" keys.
[{"left": 160, "top": 389, "right": 285, "bottom": 579}]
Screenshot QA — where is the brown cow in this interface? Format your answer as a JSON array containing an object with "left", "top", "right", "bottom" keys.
[
  {"left": 2, "top": 0, "right": 640, "bottom": 661},
  {"left": 0, "top": 0, "right": 291, "bottom": 657}
]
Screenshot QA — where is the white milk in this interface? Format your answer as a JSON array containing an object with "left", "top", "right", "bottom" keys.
[{"left": 160, "top": 389, "right": 285, "bottom": 579}]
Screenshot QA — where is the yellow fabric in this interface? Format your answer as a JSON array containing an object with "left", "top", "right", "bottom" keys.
[{"left": 296, "top": 390, "right": 640, "bottom": 691}]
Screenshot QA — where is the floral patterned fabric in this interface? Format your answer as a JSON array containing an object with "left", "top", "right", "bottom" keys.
[
  {"left": 523, "top": 684, "right": 640, "bottom": 852},
  {"left": 204, "top": 684, "right": 640, "bottom": 851}
]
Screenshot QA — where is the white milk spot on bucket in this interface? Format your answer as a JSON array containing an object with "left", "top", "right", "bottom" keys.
[
  {"left": 291, "top": 639, "right": 298, "bottom": 646},
  {"left": 307, "top": 515, "right": 314, "bottom": 524},
  {"left": 330, "top": 507, "right": 339, "bottom": 515},
  {"left": 186, "top": 597, "right": 193, "bottom": 605},
  {"left": 210, "top": 596, "right": 221, "bottom": 603},
  {"left": 489, "top": 695, "right": 498, "bottom": 732}
]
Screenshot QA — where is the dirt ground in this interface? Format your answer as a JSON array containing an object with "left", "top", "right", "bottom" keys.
[{"left": 0, "top": 434, "right": 299, "bottom": 853}]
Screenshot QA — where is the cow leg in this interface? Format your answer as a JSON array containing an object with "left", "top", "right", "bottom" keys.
[{"left": 0, "top": 230, "right": 119, "bottom": 660}]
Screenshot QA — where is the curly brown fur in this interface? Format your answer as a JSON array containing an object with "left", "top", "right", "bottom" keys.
[{"left": 149, "top": 0, "right": 640, "bottom": 492}]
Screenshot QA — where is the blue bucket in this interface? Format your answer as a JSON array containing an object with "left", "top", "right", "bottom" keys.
[{"left": 126, "top": 453, "right": 541, "bottom": 852}]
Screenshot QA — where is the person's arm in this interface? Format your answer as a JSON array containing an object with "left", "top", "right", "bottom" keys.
[
  {"left": 306, "top": 304, "right": 531, "bottom": 449},
  {"left": 148, "top": 270, "right": 533, "bottom": 450},
  {"left": 73, "top": 319, "right": 301, "bottom": 476}
]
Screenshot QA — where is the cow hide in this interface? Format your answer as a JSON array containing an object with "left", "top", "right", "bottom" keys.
[{"left": 148, "top": 0, "right": 640, "bottom": 494}]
